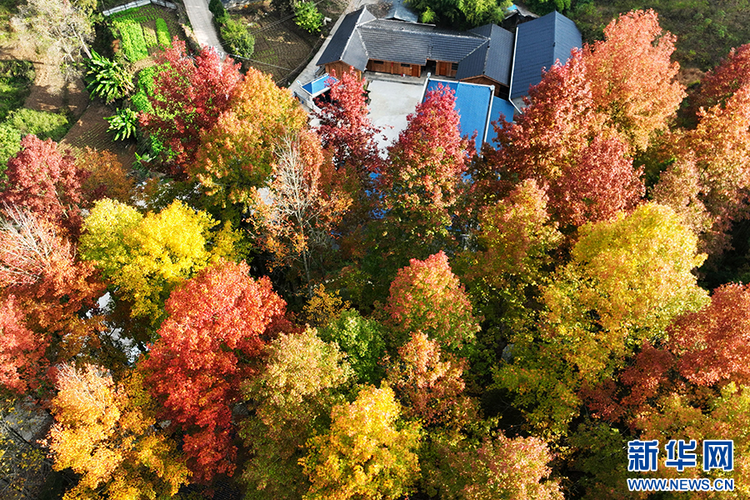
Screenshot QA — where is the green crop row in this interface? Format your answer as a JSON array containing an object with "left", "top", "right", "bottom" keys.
[
  {"left": 115, "top": 19, "right": 150, "bottom": 62},
  {"left": 131, "top": 66, "right": 158, "bottom": 113},
  {"left": 143, "top": 25, "right": 158, "bottom": 48},
  {"left": 156, "top": 18, "right": 171, "bottom": 46}
]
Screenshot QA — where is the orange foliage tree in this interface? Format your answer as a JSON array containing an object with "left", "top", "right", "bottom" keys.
[
  {"left": 583, "top": 9, "right": 684, "bottom": 153},
  {"left": 251, "top": 131, "right": 351, "bottom": 284},
  {"left": 0, "top": 295, "right": 46, "bottom": 394},
  {"left": 0, "top": 207, "right": 104, "bottom": 383},
  {"left": 192, "top": 67, "right": 307, "bottom": 214},
  {"left": 490, "top": 50, "right": 644, "bottom": 228}
]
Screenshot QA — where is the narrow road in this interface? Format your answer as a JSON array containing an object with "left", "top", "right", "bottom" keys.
[{"left": 182, "top": 0, "right": 224, "bottom": 52}]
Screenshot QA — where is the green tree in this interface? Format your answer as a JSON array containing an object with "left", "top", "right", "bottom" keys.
[
  {"left": 319, "top": 309, "right": 387, "bottom": 385},
  {"left": 240, "top": 329, "right": 352, "bottom": 500},
  {"left": 294, "top": 1, "right": 324, "bottom": 34}
]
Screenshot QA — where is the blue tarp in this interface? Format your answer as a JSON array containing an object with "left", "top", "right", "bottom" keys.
[
  {"left": 302, "top": 74, "right": 338, "bottom": 96},
  {"left": 425, "top": 79, "right": 493, "bottom": 152}
]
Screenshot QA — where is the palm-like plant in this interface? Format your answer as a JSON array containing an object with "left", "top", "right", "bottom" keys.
[{"left": 85, "top": 51, "right": 134, "bottom": 103}]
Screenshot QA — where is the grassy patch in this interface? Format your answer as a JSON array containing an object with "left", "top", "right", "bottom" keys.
[
  {"left": 568, "top": 0, "right": 750, "bottom": 69},
  {"left": 5, "top": 108, "right": 70, "bottom": 142},
  {"left": 0, "top": 0, "right": 17, "bottom": 45},
  {"left": 0, "top": 61, "right": 35, "bottom": 122}
]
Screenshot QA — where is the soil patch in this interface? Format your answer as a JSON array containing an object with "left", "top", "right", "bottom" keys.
[
  {"left": 678, "top": 66, "right": 705, "bottom": 88},
  {"left": 238, "top": 0, "right": 346, "bottom": 86},
  {"left": 0, "top": 37, "right": 88, "bottom": 120},
  {"left": 62, "top": 100, "right": 137, "bottom": 169}
]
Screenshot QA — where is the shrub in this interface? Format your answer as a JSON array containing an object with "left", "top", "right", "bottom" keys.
[
  {"left": 220, "top": 16, "right": 255, "bottom": 57},
  {"left": 85, "top": 50, "right": 134, "bottom": 104},
  {"left": 208, "top": 0, "right": 226, "bottom": 20},
  {"left": 0, "top": 122, "right": 21, "bottom": 175},
  {"left": 0, "top": 60, "right": 35, "bottom": 122},
  {"left": 155, "top": 18, "right": 171, "bottom": 47},
  {"left": 294, "top": 1, "right": 324, "bottom": 34},
  {"left": 5, "top": 108, "right": 69, "bottom": 141}
]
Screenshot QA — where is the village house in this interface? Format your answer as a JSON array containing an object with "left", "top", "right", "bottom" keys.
[{"left": 315, "top": 6, "right": 582, "bottom": 106}]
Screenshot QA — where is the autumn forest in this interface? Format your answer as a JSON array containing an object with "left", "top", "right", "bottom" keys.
[{"left": 3, "top": 6, "right": 750, "bottom": 500}]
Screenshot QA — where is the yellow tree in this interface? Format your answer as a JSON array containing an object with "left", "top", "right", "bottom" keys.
[
  {"left": 301, "top": 384, "right": 421, "bottom": 500},
  {"left": 45, "top": 364, "right": 190, "bottom": 500},
  {"left": 79, "top": 198, "right": 238, "bottom": 327},
  {"left": 496, "top": 203, "right": 709, "bottom": 437},
  {"left": 241, "top": 328, "right": 352, "bottom": 500}
]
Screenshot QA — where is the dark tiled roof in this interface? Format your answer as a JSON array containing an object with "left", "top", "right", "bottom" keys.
[
  {"left": 510, "top": 10, "right": 582, "bottom": 99},
  {"left": 317, "top": 7, "right": 581, "bottom": 101},
  {"left": 317, "top": 9, "right": 487, "bottom": 68},
  {"left": 386, "top": 0, "right": 419, "bottom": 23},
  {"left": 359, "top": 19, "right": 486, "bottom": 65},
  {"left": 457, "top": 24, "right": 514, "bottom": 85},
  {"left": 316, "top": 7, "right": 376, "bottom": 70}
]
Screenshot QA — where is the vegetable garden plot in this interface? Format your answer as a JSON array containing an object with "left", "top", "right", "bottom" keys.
[
  {"left": 110, "top": 5, "right": 183, "bottom": 62},
  {"left": 239, "top": 0, "right": 345, "bottom": 85}
]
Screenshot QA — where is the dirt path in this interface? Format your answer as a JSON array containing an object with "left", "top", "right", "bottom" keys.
[{"left": 0, "top": 43, "right": 89, "bottom": 119}]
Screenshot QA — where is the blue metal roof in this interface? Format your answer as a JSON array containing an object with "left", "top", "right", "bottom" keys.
[
  {"left": 424, "top": 79, "right": 494, "bottom": 152},
  {"left": 488, "top": 96, "right": 516, "bottom": 148},
  {"left": 510, "top": 11, "right": 582, "bottom": 99}
]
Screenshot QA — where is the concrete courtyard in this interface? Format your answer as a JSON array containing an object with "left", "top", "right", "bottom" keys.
[{"left": 366, "top": 76, "right": 427, "bottom": 150}]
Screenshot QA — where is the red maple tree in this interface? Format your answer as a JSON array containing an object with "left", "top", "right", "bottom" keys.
[
  {"left": 141, "top": 260, "right": 287, "bottom": 482},
  {"left": 0, "top": 135, "right": 87, "bottom": 236},
  {"left": 139, "top": 40, "right": 243, "bottom": 171},
  {"left": 491, "top": 50, "right": 644, "bottom": 228}
]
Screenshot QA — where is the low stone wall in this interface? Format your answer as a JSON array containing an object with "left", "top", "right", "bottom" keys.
[{"left": 102, "top": 0, "right": 177, "bottom": 17}]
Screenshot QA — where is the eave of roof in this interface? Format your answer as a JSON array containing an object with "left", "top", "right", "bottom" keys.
[{"left": 316, "top": 7, "right": 375, "bottom": 69}]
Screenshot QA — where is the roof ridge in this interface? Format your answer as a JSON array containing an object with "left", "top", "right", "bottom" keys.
[
  {"left": 337, "top": 7, "right": 371, "bottom": 67},
  {"left": 360, "top": 19, "right": 487, "bottom": 39}
]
